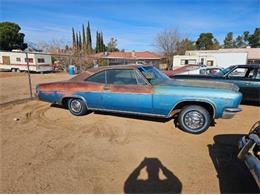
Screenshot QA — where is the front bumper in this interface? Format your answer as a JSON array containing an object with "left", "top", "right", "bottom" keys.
[{"left": 222, "top": 107, "right": 242, "bottom": 119}]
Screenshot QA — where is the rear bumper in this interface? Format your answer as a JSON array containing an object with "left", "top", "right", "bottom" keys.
[{"left": 222, "top": 108, "right": 242, "bottom": 119}]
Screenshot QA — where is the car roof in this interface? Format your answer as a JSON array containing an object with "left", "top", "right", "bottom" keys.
[
  {"left": 87, "top": 64, "right": 144, "bottom": 74},
  {"left": 70, "top": 64, "right": 151, "bottom": 82},
  {"left": 233, "top": 64, "right": 260, "bottom": 68}
]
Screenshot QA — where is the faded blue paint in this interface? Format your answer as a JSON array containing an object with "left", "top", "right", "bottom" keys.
[{"left": 37, "top": 68, "right": 242, "bottom": 119}]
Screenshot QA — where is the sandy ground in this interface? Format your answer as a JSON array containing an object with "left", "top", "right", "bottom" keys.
[
  {"left": 0, "top": 72, "right": 259, "bottom": 193},
  {"left": 0, "top": 72, "right": 70, "bottom": 104}
]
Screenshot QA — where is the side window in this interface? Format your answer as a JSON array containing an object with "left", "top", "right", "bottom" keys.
[
  {"left": 228, "top": 68, "right": 249, "bottom": 78},
  {"left": 107, "top": 69, "right": 137, "bottom": 85},
  {"left": 85, "top": 71, "right": 106, "bottom": 84},
  {"left": 256, "top": 69, "right": 260, "bottom": 79}
]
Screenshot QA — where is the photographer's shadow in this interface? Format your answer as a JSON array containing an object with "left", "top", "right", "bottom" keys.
[{"left": 124, "top": 158, "right": 182, "bottom": 194}]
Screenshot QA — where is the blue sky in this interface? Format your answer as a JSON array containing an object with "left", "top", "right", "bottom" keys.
[{"left": 1, "top": 0, "right": 259, "bottom": 51}]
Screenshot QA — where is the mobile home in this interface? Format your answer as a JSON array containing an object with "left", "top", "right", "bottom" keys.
[
  {"left": 0, "top": 50, "right": 53, "bottom": 73},
  {"left": 173, "top": 52, "right": 247, "bottom": 68}
]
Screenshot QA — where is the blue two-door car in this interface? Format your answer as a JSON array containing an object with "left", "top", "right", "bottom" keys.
[{"left": 36, "top": 65, "right": 242, "bottom": 134}]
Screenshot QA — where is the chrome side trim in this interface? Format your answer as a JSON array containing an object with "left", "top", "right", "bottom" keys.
[{"left": 88, "top": 107, "right": 167, "bottom": 118}]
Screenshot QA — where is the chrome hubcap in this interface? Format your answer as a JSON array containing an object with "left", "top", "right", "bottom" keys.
[
  {"left": 71, "top": 100, "right": 82, "bottom": 113},
  {"left": 184, "top": 111, "right": 205, "bottom": 130}
]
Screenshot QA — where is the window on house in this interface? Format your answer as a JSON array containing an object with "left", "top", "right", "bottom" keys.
[
  {"left": 25, "top": 58, "right": 33, "bottom": 63},
  {"left": 37, "top": 58, "right": 45, "bottom": 63},
  {"left": 16, "top": 57, "right": 21, "bottom": 62}
]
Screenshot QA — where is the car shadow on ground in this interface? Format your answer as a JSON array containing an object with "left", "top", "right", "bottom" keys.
[
  {"left": 208, "top": 134, "right": 259, "bottom": 193},
  {"left": 124, "top": 158, "right": 182, "bottom": 194},
  {"left": 93, "top": 110, "right": 173, "bottom": 123}
]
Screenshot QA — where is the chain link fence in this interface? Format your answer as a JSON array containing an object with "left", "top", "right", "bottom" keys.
[{"left": 0, "top": 51, "right": 96, "bottom": 105}]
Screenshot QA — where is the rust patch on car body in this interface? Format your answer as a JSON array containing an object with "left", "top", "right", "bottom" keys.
[
  {"left": 39, "top": 82, "right": 104, "bottom": 92},
  {"left": 110, "top": 85, "right": 152, "bottom": 94}
]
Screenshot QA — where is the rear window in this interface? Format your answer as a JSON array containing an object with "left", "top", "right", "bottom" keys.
[{"left": 86, "top": 71, "right": 106, "bottom": 84}]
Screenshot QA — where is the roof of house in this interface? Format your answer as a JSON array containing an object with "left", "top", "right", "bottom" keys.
[
  {"left": 90, "top": 51, "right": 162, "bottom": 60},
  {"left": 185, "top": 48, "right": 260, "bottom": 59}
]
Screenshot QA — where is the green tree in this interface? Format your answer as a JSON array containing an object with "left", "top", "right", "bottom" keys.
[
  {"left": 76, "top": 32, "right": 79, "bottom": 50},
  {"left": 235, "top": 35, "right": 244, "bottom": 48},
  {"left": 0, "top": 22, "right": 27, "bottom": 51},
  {"left": 107, "top": 37, "right": 119, "bottom": 52},
  {"left": 72, "top": 27, "right": 76, "bottom": 49},
  {"left": 243, "top": 31, "right": 250, "bottom": 44},
  {"left": 100, "top": 32, "right": 106, "bottom": 52},
  {"left": 86, "top": 21, "right": 92, "bottom": 53},
  {"left": 195, "top": 33, "right": 216, "bottom": 50},
  {"left": 223, "top": 32, "right": 235, "bottom": 48},
  {"left": 176, "top": 38, "right": 195, "bottom": 55},
  {"left": 82, "top": 24, "right": 86, "bottom": 51},
  {"left": 96, "top": 31, "right": 100, "bottom": 53},
  {"left": 78, "top": 31, "right": 82, "bottom": 50},
  {"left": 212, "top": 38, "right": 220, "bottom": 49},
  {"left": 248, "top": 28, "right": 260, "bottom": 48}
]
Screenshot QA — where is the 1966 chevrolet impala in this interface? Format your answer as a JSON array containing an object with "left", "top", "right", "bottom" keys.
[{"left": 36, "top": 65, "right": 242, "bottom": 134}]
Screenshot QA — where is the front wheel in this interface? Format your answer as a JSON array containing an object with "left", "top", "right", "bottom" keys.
[
  {"left": 68, "top": 98, "right": 88, "bottom": 116},
  {"left": 177, "top": 105, "right": 211, "bottom": 134}
]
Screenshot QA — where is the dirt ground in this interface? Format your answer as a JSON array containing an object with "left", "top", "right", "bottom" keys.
[
  {"left": 0, "top": 72, "right": 259, "bottom": 193},
  {"left": 0, "top": 72, "right": 70, "bottom": 104}
]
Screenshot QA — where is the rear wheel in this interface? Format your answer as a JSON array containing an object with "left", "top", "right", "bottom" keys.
[
  {"left": 68, "top": 98, "right": 88, "bottom": 116},
  {"left": 11, "top": 68, "right": 16, "bottom": 72},
  {"left": 177, "top": 105, "right": 211, "bottom": 134}
]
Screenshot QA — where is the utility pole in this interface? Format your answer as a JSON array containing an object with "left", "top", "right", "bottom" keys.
[{"left": 26, "top": 52, "right": 33, "bottom": 99}]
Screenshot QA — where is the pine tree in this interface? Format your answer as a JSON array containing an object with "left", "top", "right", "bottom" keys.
[
  {"left": 96, "top": 31, "right": 100, "bottom": 53},
  {"left": 76, "top": 32, "right": 79, "bottom": 50},
  {"left": 72, "top": 28, "right": 76, "bottom": 49},
  {"left": 235, "top": 35, "right": 244, "bottom": 48},
  {"left": 79, "top": 31, "right": 82, "bottom": 50},
  {"left": 100, "top": 32, "right": 105, "bottom": 52},
  {"left": 82, "top": 24, "right": 86, "bottom": 51},
  {"left": 86, "top": 21, "right": 92, "bottom": 53},
  {"left": 223, "top": 32, "right": 235, "bottom": 48}
]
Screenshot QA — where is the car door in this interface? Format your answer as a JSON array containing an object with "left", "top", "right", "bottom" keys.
[
  {"left": 225, "top": 67, "right": 256, "bottom": 101},
  {"left": 102, "top": 69, "right": 153, "bottom": 114},
  {"left": 83, "top": 70, "right": 106, "bottom": 109}
]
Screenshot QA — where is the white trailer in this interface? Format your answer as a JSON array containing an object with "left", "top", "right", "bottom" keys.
[
  {"left": 173, "top": 51, "right": 248, "bottom": 69},
  {"left": 0, "top": 50, "right": 53, "bottom": 73}
]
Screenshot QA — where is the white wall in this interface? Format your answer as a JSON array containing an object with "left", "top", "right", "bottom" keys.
[{"left": 210, "top": 53, "right": 247, "bottom": 68}]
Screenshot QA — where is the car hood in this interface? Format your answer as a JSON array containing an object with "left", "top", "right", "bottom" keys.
[{"left": 158, "top": 79, "right": 239, "bottom": 91}]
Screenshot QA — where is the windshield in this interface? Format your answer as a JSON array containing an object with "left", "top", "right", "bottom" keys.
[
  {"left": 138, "top": 66, "right": 170, "bottom": 85},
  {"left": 217, "top": 66, "right": 235, "bottom": 76}
]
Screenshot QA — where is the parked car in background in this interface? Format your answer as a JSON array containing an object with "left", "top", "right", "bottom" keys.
[
  {"left": 163, "top": 64, "right": 198, "bottom": 77},
  {"left": 176, "top": 66, "right": 223, "bottom": 75},
  {"left": 238, "top": 121, "right": 260, "bottom": 189},
  {"left": 36, "top": 65, "right": 242, "bottom": 134},
  {"left": 163, "top": 65, "right": 222, "bottom": 77},
  {"left": 172, "top": 64, "right": 260, "bottom": 105}
]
